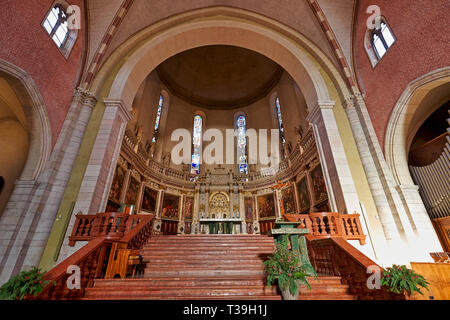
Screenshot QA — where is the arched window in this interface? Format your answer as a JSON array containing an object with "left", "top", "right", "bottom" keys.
[
  {"left": 191, "top": 115, "right": 203, "bottom": 174},
  {"left": 371, "top": 21, "right": 396, "bottom": 59},
  {"left": 365, "top": 19, "right": 396, "bottom": 67},
  {"left": 275, "top": 96, "right": 286, "bottom": 145},
  {"left": 236, "top": 115, "right": 248, "bottom": 174},
  {"left": 42, "top": 2, "right": 78, "bottom": 58},
  {"left": 43, "top": 5, "right": 69, "bottom": 48},
  {"left": 151, "top": 95, "right": 164, "bottom": 144}
]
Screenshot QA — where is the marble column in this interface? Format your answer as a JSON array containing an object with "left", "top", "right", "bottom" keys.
[
  {"left": 0, "top": 88, "right": 96, "bottom": 284},
  {"left": 343, "top": 93, "right": 442, "bottom": 263},
  {"left": 57, "top": 99, "right": 132, "bottom": 262},
  {"left": 306, "top": 101, "right": 361, "bottom": 214}
]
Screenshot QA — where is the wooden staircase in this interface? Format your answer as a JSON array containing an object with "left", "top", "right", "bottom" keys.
[{"left": 82, "top": 235, "right": 356, "bottom": 300}]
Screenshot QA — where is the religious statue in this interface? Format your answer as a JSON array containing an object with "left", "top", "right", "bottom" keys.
[
  {"left": 162, "top": 152, "right": 171, "bottom": 166},
  {"left": 283, "top": 141, "right": 292, "bottom": 158},
  {"left": 271, "top": 180, "right": 288, "bottom": 221},
  {"left": 294, "top": 125, "right": 303, "bottom": 146},
  {"left": 149, "top": 142, "right": 156, "bottom": 158}
]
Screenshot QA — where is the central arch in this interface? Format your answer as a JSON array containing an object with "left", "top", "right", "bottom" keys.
[
  {"left": 53, "top": 7, "right": 384, "bottom": 267},
  {"left": 87, "top": 7, "right": 361, "bottom": 224},
  {"left": 91, "top": 7, "right": 353, "bottom": 110}
]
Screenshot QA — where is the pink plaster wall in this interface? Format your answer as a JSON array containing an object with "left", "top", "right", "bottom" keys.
[
  {"left": 1, "top": 0, "right": 85, "bottom": 147},
  {"left": 353, "top": 0, "right": 449, "bottom": 150}
]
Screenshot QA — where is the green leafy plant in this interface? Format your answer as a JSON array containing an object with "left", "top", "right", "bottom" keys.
[
  {"left": 0, "top": 267, "right": 49, "bottom": 300},
  {"left": 380, "top": 265, "right": 429, "bottom": 296},
  {"left": 264, "top": 235, "right": 315, "bottom": 296}
]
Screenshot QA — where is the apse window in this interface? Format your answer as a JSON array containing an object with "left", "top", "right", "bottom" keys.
[
  {"left": 151, "top": 95, "right": 164, "bottom": 143},
  {"left": 236, "top": 115, "right": 248, "bottom": 174},
  {"left": 42, "top": 3, "right": 78, "bottom": 59},
  {"left": 275, "top": 97, "right": 286, "bottom": 145},
  {"left": 191, "top": 115, "right": 203, "bottom": 175}
]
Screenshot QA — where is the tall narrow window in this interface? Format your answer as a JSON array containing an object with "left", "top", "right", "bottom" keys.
[
  {"left": 43, "top": 5, "right": 69, "bottom": 48},
  {"left": 236, "top": 115, "right": 248, "bottom": 174},
  {"left": 371, "top": 21, "right": 395, "bottom": 59},
  {"left": 275, "top": 97, "right": 286, "bottom": 145},
  {"left": 151, "top": 95, "right": 164, "bottom": 143},
  {"left": 42, "top": 3, "right": 78, "bottom": 58},
  {"left": 191, "top": 115, "right": 203, "bottom": 174},
  {"left": 0, "top": 176, "right": 4, "bottom": 195}
]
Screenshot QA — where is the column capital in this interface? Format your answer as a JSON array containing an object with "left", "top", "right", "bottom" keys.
[
  {"left": 306, "top": 100, "right": 336, "bottom": 123},
  {"left": 103, "top": 98, "right": 132, "bottom": 122},
  {"left": 73, "top": 87, "right": 96, "bottom": 106},
  {"left": 343, "top": 95, "right": 356, "bottom": 111}
]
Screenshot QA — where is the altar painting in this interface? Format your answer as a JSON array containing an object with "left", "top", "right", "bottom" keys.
[
  {"left": 124, "top": 176, "right": 140, "bottom": 205},
  {"left": 244, "top": 197, "right": 254, "bottom": 221},
  {"left": 296, "top": 177, "right": 311, "bottom": 212},
  {"left": 141, "top": 186, "right": 158, "bottom": 213},
  {"left": 257, "top": 194, "right": 276, "bottom": 219},
  {"left": 109, "top": 165, "right": 125, "bottom": 202},
  {"left": 161, "top": 194, "right": 180, "bottom": 219},
  {"left": 183, "top": 196, "right": 194, "bottom": 220},
  {"left": 311, "top": 164, "right": 328, "bottom": 202},
  {"left": 281, "top": 186, "right": 296, "bottom": 214}
]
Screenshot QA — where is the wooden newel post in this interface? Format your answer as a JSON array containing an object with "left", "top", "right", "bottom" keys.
[{"left": 269, "top": 221, "right": 313, "bottom": 269}]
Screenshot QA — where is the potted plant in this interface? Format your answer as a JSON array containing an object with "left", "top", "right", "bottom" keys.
[
  {"left": 380, "top": 265, "right": 429, "bottom": 299},
  {"left": 0, "top": 267, "right": 49, "bottom": 300},
  {"left": 264, "top": 235, "right": 315, "bottom": 300}
]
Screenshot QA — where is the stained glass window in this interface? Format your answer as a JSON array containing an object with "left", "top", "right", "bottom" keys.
[
  {"left": 372, "top": 22, "right": 395, "bottom": 59},
  {"left": 236, "top": 115, "right": 248, "bottom": 174},
  {"left": 191, "top": 115, "right": 203, "bottom": 174},
  {"left": 151, "top": 95, "right": 164, "bottom": 143},
  {"left": 275, "top": 97, "right": 286, "bottom": 145},
  {"left": 43, "top": 5, "right": 69, "bottom": 48}
]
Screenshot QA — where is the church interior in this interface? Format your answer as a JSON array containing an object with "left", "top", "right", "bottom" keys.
[{"left": 0, "top": 0, "right": 449, "bottom": 301}]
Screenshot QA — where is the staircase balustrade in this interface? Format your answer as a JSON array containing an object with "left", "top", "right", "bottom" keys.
[
  {"left": 29, "top": 214, "right": 155, "bottom": 300},
  {"left": 307, "top": 237, "right": 406, "bottom": 300},
  {"left": 284, "top": 212, "right": 366, "bottom": 244}
]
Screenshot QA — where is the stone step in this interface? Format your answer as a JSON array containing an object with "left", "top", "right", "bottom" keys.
[
  {"left": 145, "top": 265, "right": 265, "bottom": 272},
  {"left": 144, "top": 269, "right": 266, "bottom": 277},
  {"left": 85, "top": 286, "right": 278, "bottom": 297},
  {"left": 143, "top": 244, "right": 275, "bottom": 249},
  {"left": 298, "top": 294, "right": 357, "bottom": 300},
  {"left": 143, "top": 258, "right": 265, "bottom": 264},
  {"left": 142, "top": 246, "right": 274, "bottom": 251},
  {"left": 93, "top": 278, "right": 267, "bottom": 288},
  {"left": 81, "top": 294, "right": 282, "bottom": 300}
]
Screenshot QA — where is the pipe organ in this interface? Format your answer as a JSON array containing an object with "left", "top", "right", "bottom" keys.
[{"left": 410, "top": 132, "right": 450, "bottom": 219}]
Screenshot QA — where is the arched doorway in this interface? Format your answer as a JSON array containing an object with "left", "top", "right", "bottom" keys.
[
  {"left": 0, "top": 60, "right": 52, "bottom": 284},
  {"left": 385, "top": 67, "right": 450, "bottom": 255}
]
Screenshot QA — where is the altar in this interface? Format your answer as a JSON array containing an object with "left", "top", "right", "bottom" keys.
[{"left": 199, "top": 218, "right": 243, "bottom": 234}]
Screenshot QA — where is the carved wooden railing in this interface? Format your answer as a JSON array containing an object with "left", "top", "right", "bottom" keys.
[
  {"left": 122, "top": 127, "right": 317, "bottom": 188},
  {"left": 30, "top": 214, "right": 155, "bottom": 300},
  {"left": 68, "top": 212, "right": 149, "bottom": 246},
  {"left": 284, "top": 212, "right": 366, "bottom": 245},
  {"left": 307, "top": 237, "right": 406, "bottom": 300}
]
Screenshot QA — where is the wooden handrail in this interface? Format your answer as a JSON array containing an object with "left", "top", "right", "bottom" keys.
[
  {"left": 308, "top": 237, "right": 406, "bottom": 300},
  {"left": 69, "top": 212, "right": 153, "bottom": 246},
  {"left": 30, "top": 214, "right": 155, "bottom": 300},
  {"left": 284, "top": 212, "right": 366, "bottom": 245}
]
